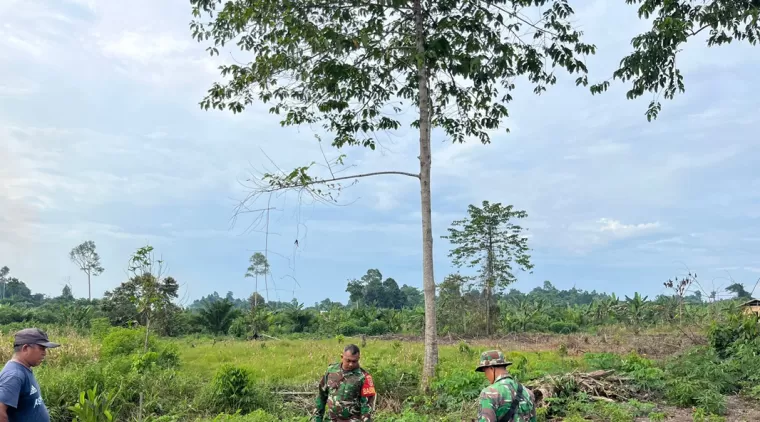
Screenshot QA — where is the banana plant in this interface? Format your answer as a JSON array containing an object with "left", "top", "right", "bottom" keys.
[{"left": 624, "top": 292, "right": 649, "bottom": 334}]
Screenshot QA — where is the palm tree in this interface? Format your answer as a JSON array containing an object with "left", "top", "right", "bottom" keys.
[{"left": 199, "top": 299, "right": 240, "bottom": 335}]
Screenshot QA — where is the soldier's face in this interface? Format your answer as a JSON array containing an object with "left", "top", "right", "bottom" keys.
[{"left": 341, "top": 351, "right": 360, "bottom": 371}]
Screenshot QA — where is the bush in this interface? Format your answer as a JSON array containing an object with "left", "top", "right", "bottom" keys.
[
  {"left": 228, "top": 317, "right": 250, "bottom": 339},
  {"left": 584, "top": 353, "right": 623, "bottom": 370},
  {"left": 101, "top": 328, "right": 156, "bottom": 358},
  {"left": 199, "top": 365, "right": 273, "bottom": 415},
  {"left": 367, "top": 320, "right": 390, "bottom": 335},
  {"left": 708, "top": 314, "right": 760, "bottom": 359},
  {"left": 90, "top": 318, "right": 112, "bottom": 340},
  {"left": 548, "top": 322, "right": 579, "bottom": 334},
  {"left": 337, "top": 321, "right": 364, "bottom": 336}
]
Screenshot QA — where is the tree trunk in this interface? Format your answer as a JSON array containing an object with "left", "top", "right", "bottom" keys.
[
  {"left": 87, "top": 271, "right": 92, "bottom": 301},
  {"left": 486, "top": 283, "right": 491, "bottom": 336},
  {"left": 414, "top": 0, "right": 437, "bottom": 392},
  {"left": 486, "top": 226, "right": 494, "bottom": 336},
  {"left": 144, "top": 313, "right": 151, "bottom": 352}
]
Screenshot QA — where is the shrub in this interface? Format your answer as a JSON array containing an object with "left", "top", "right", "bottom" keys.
[
  {"left": 367, "top": 320, "right": 389, "bottom": 335},
  {"left": 337, "top": 321, "right": 364, "bottom": 336},
  {"left": 584, "top": 353, "right": 623, "bottom": 370},
  {"left": 708, "top": 314, "right": 760, "bottom": 359},
  {"left": 90, "top": 318, "right": 112, "bottom": 340},
  {"left": 101, "top": 328, "right": 156, "bottom": 358},
  {"left": 199, "top": 365, "right": 272, "bottom": 415},
  {"left": 548, "top": 322, "right": 580, "bottom": 334},
  {"left": 228, "top": 317, "right": 249, "bottom": 339}
]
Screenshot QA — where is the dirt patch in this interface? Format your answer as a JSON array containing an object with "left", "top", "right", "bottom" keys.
[
  {"left": 374, "top": 330, "right": 705, "bottom": 359},
  {"left": 633, "top": 397, "right": 760, "bottom": 421}
]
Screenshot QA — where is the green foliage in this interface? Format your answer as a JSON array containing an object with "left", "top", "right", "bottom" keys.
[
  {"left": 68, "top": 384, "right": 117, "bottom": 422},
  {"left": 190, "top": 0, "right": 595, "bottom": 146},
  {"left": 90, "top": 318, "right": 112, "bottom": 339},
  {"left": 549, "top": 321, "right": 580, "bottom": 334},
  {"left": 565, "top": 399, "right": 656, "bottom": 422},
  {"left": 228, "top": 316, "right": 250, "bottom": 338},
  {"left": 707, "top": 313, "right": 760, "bottom": 358},
  {"left": 199, "top": 299, "right": 241, "bottom": 335},
  {"left": 101, "top": 327, "right": 156, "bottom": 358},
  {"left": 592, "top": 0, "right": 760, "bottom": 120},
  {"left": 201, "top": 365, "right": 272, "bottom": 415}
]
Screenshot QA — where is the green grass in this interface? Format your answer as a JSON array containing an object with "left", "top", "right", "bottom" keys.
[
  {"left": 14, "top": 330, "right": 733, "bottom": 421},
  {"left": 176, "top": 337, "right": 585, "bottom": 387}
]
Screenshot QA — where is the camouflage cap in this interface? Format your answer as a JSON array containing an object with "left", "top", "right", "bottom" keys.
[{"left": 474, "top": 350, "right": 512, "bottom": 372}]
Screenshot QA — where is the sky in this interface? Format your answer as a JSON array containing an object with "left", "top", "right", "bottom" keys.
[{"left": 1, "top": 0, "right": 759, "bottom": 306}]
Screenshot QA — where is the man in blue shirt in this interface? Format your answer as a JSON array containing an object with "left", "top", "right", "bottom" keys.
[{"left": 0, "top": 328, "right": 60, "bottom": 422}]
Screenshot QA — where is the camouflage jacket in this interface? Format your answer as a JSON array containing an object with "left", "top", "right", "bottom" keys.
[
  {"left": 313, "top": 363, "right": 376, "bottom": 422},
  {"left": 477, "top": 374, "right": 536, "bottom": 422}
]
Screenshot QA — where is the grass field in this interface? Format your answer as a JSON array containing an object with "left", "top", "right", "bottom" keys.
[
  {"left": 177, "top": 336, "right": 584, "bottom": 386},
  {"left": 3, "top": 326, "right": 759, "bottom": 421}
]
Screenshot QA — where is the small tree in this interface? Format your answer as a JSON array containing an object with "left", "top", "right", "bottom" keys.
[
  {"left": 126, "top": 245, "right": 169, "bottom": 422},
  {"left": 663, "top": 272, "right": 697, "bottom": 326},
  {"left": 69, "top": 240, "right": 105, "bottom": 301},
  {"left": 127, "top": 245, "right": 167, "bottom": 352},
  {"left": 443, "top": 201, "right": 533, "bottom": 336}
]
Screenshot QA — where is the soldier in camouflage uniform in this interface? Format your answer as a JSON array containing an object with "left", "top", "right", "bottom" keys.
[
  {"left": 313, "top": 344, "right": 376, "bottom": 422},
  {"left": 475, "top": 350, "right": 536, "bottom": 422}
]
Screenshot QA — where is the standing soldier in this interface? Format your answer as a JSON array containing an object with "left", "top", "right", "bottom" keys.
[
  {"left": 474, "top": 350, "right": 536, "bottom": 422},
  {"left": 313, "top": 344, "right": 376, "bottom": 422}
]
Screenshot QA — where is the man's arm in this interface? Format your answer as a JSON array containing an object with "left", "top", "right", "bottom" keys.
[
  {"left": 476, "top": 388, "right": 498, "bottom": 422},
  {"left": 0, "top": 373, "right": 23, "bottom": 422},
  {"left": 313, "top": 371, "right": 328, "bottom": 422},
  {"left": 359, "top": 373, "right": 376, "bottom": 422}
]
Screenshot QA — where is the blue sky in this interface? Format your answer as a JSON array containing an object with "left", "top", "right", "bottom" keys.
[{"left": 2, "top": 0, "right": 759, "bottom": 306}]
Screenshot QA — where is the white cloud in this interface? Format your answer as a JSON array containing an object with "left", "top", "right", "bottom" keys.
[
  {"left": 0, "top": 79, "right": 39, "bottom": 97},
  {"left": 99, "top": 30, "right": 191, "bottom": 64},
  {"left": 598, "top": 218, "right": 661, "bottom": 237}
]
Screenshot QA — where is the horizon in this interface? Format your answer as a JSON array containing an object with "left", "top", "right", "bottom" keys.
[{"left": 2, "top": 0, "right": 760, "bottom": 305}]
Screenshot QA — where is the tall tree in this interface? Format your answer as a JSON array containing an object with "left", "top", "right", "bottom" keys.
[
  {"left": 726, "top": 282, "right": 752, "bottom": 300},
  {"left": 190, "top": 0, "right": 594, "bottom": 388},
  {"left": 443, "top": 201, "right": 533, "bottom": 336},
  {"left": 593, "top": 0, "right": 760, "bottom": 120},
  {"left": 401, "top": 285, "right": 424, "bottom": 309},
  {"left": 245, "top": 252, "right": 270, "bottom": 308},
  {"left": 0, "top": 266, "right": 9, "bottom": 300},
  {"left": 60, "top": 285, "right": 74, "bottom": 301},
  {"left": 69, "top": 240, "right": 105, "bottom": 301}
]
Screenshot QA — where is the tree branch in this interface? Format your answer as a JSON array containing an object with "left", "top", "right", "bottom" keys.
[{"left": 283, "top": 170, "right": 420, "bottom": 188}]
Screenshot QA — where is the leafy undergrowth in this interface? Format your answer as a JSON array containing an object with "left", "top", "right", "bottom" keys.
[{"left": 26, "top": 319, "right": 760, "bottom": 421}]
